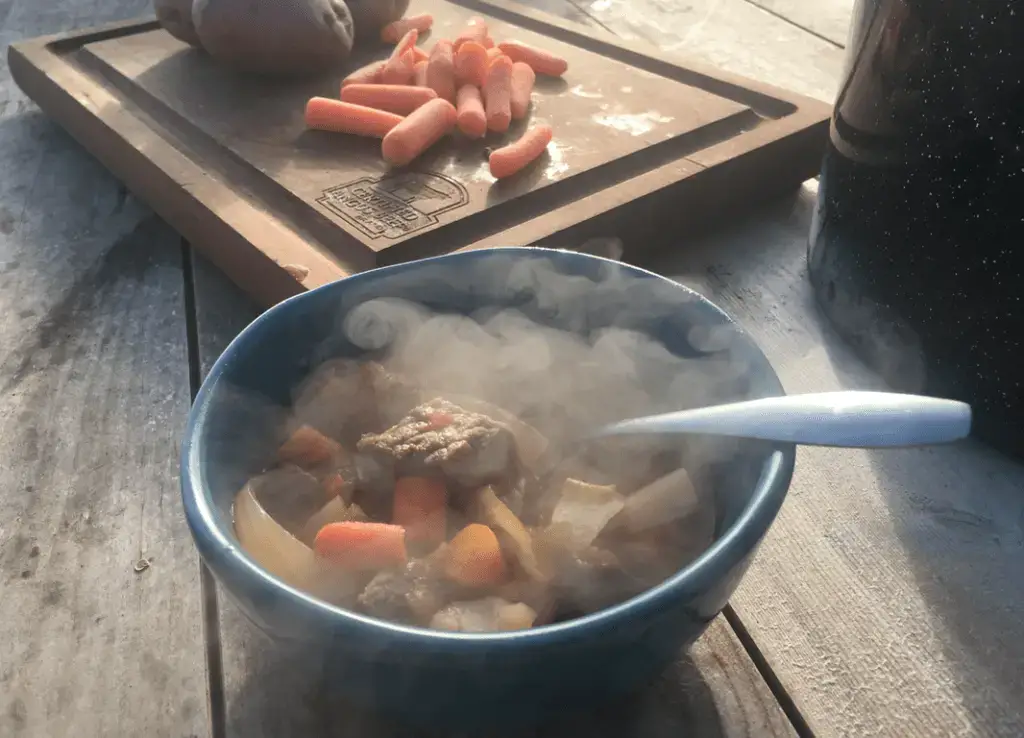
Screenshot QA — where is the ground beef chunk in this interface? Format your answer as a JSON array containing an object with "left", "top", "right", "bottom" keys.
[{"left": 357, "top": 556, "right": 452, "bottom": 624}]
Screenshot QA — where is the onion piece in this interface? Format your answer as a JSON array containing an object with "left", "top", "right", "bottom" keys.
[
  {"left": 613, "top": 468, "right": 699, "bottom": 534},
  {"left": 549, "top": 478, "right": 625, "bottom": 549},
  {"left": 476, "top": 485, "right": 545, "bottom": 581},
  {"left": 430, "top": 597, "right": 537, "bottom": 632}
]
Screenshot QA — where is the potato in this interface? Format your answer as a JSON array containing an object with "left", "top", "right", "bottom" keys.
[
  {"left": 192, "top": 0, "right": 355, "bottom": 76},
  {"left": 346, "top": 0, "right": 410, "bottom": 42},
  {"left": 154, "top": 0, "right": 201, "bottom": 47}
]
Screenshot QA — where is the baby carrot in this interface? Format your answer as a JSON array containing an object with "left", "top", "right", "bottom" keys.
[
  {"left": 305, "top": 97, "right": 403, "bottom": 138},
  {"left": 381, "top": 50, "right": 415, "bottom": 84},
  {"left": 489, "top": 124, "right": 553, "bottom": 179},
  {"left": 483, "top": 55, "right": 513, "bottom": 133},
  {"left": 314, "top": 521, "right": 407, "bottom": 571},
  {"left": 413, "top": 60, "right": 429, "bottom": 87},
  {"left": 482, "top": 36, "right": 495, "bottom": 50},
  {"left": 509, "top": 61, "right": 536, "bottom": 120},
  {"left": 341, "top": 60, "right": 384, "bottom": 87},
  {"left": 412, "top": 45, "right": 429, "bottom": 63},
  {"left": 456, "top": 84, "right": 487, "bottom": 139},
  {"left": 393, "top": 477, "right": 447, "bottom": 545},
  {"left": 497, "top": 41, "right": 568, "bottom": 77},
  {"left": 453, "top": 16, "right": 488, "bottom": 50},
  {"left": 380, "top": 13, "right": 434, "bottom": 44},
  {"left": 341, "top": 84, "right": 438, "bottom": 115},
  {"left": 445, "top": 524, "right": 507, "bottom": 587},
  {"left": 382, "top": 97, "right": 457, "bottom": 166},
  {"left": 486, "top": 47, "right": 504, "bottom": 65},
  {"left": 426, "top": 39, "right": 457, "bottom": 102},
  {"left": 455, "top": 41, "right": 488, "bottom": 87},
  {"left": 391, "top": 28, "right": 419, "bottom": 59}
]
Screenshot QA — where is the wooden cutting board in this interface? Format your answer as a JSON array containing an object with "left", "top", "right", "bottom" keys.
[{"left": 8, "top": 0, "right": 830, "bottom": 307}]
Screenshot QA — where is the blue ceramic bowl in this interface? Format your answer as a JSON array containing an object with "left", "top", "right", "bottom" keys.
[{"left": 181, "top": 248, "right": 794, "bottom": 728}]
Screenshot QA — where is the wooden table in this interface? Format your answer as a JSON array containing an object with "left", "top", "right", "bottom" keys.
[{"left": 2, "top": 1, "right": 1023, "bottom": 736}]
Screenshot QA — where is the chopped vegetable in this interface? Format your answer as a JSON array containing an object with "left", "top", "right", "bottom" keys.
[
  {"left": 453, "top": 16, "right": 488, "bottom": 50},
  {"left": 486, "top": 47, "right": 503, "bottom": 64},
  {"left": 235, "top": 483, "right": 319, "bottom": 590},
  {"left": 497, "top": 41, "right": 568, "bottom": 77},
  {"left": 301, "top": 497, "right": 368, "bottom": 545},
  {"left": 612, "top": 468, "right": 700, "bottom": 534},
  {"left": 483, "top": 55, "right": 513, "bottom": 133},
  {"left": 341, "top": 60, "right": 385, "bottom": 87},
  {"left": 340, "top": 83, "right": 438, "bottom": 115},
  {"left": 549, "top": 478, "right": 625, "bottom": 549},
  {"left": 314, "top": 521, "right": 408, "bottom": 571},
  {"left": 509, "top": 62, "right": 536, "bottom": 120},
  {"left": 381, "top": 98, "right": 457, "bottom": 166},
  {"left": 430, "top": 597, "right": 536, "bottom": 632},
  {"left": 456, "top": 84, "right": 487, "bottom": 139},
  {"left": 489, "top": 124, "right": 554, "bottom": 180},
  {"left": 277, "top": 424, "right": 343, "bottom": 468},
  {"left": 475, "top": 485, "right": 544, "bottom": 580},
  {"left": 305, "top": 98, "right": 403, "bottom": 138},
  {"left": 380, "top": 13, "right": 434, "bottom": 44},
  {"left": 445, "top": 524, "right": 507, "bottom": 587},
  {"left": 454, "top": 41, "right": 488, "bottom": 87},
  {"left": 413, "top": 59, "right": 429, "bottom": 87},
  {"left": 426, "top": 39, "right": 457, "bottom": 102},
  {"left": 381, "top": 50, "right": 416, "bottom": 85},
  {"left": 393, "top": 476, "right": 447, "bottom": 545}
]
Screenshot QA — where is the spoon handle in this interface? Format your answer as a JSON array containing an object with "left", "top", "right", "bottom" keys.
[{"left": 598, "top": 391, "right": 973, "bottom": 448}]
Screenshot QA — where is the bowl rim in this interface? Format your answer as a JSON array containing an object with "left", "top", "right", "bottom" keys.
[{"left": 181, "top": 247, "right": 795, "bottom": 646}]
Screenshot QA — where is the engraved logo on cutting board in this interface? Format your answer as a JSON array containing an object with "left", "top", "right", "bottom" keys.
[{"left": 316, "top": 172, "right": 469, "bottom": 240}]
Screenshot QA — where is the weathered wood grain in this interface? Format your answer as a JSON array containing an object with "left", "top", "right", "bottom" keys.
[
  {"left": 569, "top": 0, "right": 845, "bottom": 101},
  {"left": 744, "top": 0, "right": 854, "bottom": 48},
  {"left": 642, "top": 183, "right": 1024, "bottom": 737},
  {"left": 0, "top": 1, "right": 209, "bottom": 737}
]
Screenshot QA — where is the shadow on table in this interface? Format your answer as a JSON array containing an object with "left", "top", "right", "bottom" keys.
[{"left": 223, "top": 608, "right": 727, "bottom": 738}]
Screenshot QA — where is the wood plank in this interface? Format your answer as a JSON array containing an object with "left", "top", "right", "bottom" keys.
[
  {"left": 574, "top": 0, "right": 845, "bottom": 101},
  {"left": 641, "top": 182, "right": 1024, "bottom": 736},
  {"left": 0, "top": 2, "right": 209, "bottom": 736},
  {"left": 745, "top": 0, "right": 855, "bottom": 48}
]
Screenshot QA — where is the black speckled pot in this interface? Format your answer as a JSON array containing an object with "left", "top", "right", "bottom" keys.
[{"left": 809, "top": 0, "right": 1024, "bottom": 460}]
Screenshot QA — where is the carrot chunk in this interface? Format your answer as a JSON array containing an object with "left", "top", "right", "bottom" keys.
[
  {"left": 341, "top": 60, "right": 385, "bottom": 88},
  {"left": 426, "top": 39, "right": 457, "bottom": 102},
  {"left": 391, "top": 28, "right": 419, "bottom": 59},
  {"left": 381, "top": 50, "right": 415, "bottom": 85},
  {"left": 483, "top": 55, "right": 513, "bottom": 133},
  {"left": 381, "top": 13, "right": 434, "bottom": 44},
  {"left": 276, "top": 424, "right": 342, "bottom": 467},
  {"left": 341, "top": 84, "right": 438, "bottom": 115},
  {"left": 509, "top": 62, "right": 536, "bottom": 120},
  {"left": 486, "top": 47, "right": 504, "bottom": 65},
  {"left": 413, "top": 60, "right": 429, "bottom": 87},
  {"left": 314, "top": 522, "right": 407, "bottom": 570},
  {"left": 455, "top": 41, "right": 488, "bottom": 87},
  {"left": 445, "top": 524, "right": 507, "bottom": 586},
  {"left": 453, "top": 16, "right": 488, "bottom": 50},
  {"left": 393, "top": 477, "right": 447, "bottom": 545},
  {"left": 412, "top": 45, "right": 429, "bottom": 63},
  {"left": 489, "top": 124, "right": 553, "bottom": 179},
  {"left": 305, "top": 98, "right": 403, "bottom": 138},
  {"left": 382, "top": 97, "right": 457, "bottom": 166},
  {"left": 456, "top": 84, "right": 487, "bottom": 139},
  {"left": 497, "top": 41, "right": 568, "bottom": 77}
]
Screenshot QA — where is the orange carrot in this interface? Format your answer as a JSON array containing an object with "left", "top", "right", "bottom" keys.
[
  {"left": 489, "top": 124, "right": 553, "bottom": 179},
  {"left": 305, "top": 98, "right": 403, "bottom": 138},
  {"left": 380, "top": 13, "right": 434, "bottom": 44},
  {"left": 456, "top": 84, "right": 487, "bottom": 139},
  {"left": 342, "top": 60, "right": 385, "bottom": 87},
  {"left": 341, "top": 84, "right": 438, "bottom": 115},
  {"left": 382, "top": 98, "right": 457, "bottom": 166},
  {"left": 381, "top": 50, "right": 415, "bottom": 84},
  {"left": 486, "top": 47, "right": 504, "bottom": 65},
  {"left": 453, "top": 16, "right": 488, "bottom": 50},
  {"left": 426, "top": 40, "right": 457, "bottom": 102},
  {"left": 412, "top": 45, "right": 429, "bottom": 63},
  {"left": 393, "top": 477, "right": 447, "bottom": 545},
  {"left": 497, "top": 41, "right": 568, "bottom": 77},
  {"left": 277, "top": 424, "right": 342, "bottom": 467},
  {"left": 314, "top": 521, "right": 407, "bottom": 570},
  {"left": 509, "top": 61, "right": 536, "bottom": 120},
  {"left": 392, "top": 28, "right": 419, "bottom": 59},
  {"left": 483, "top": 55, "right": 513, "bottom": 133},
  {"left": 455, "top": 41, "right": 488, "bottom": 87},
  {"left": 482, "top": 35, "right": 495, "bottom": 50},
  {"left": 445, "top": 524, "right": 507, "bottom": 586},
  {"left": 413, "top": 60, "right": 429, "bottom": 87}
]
